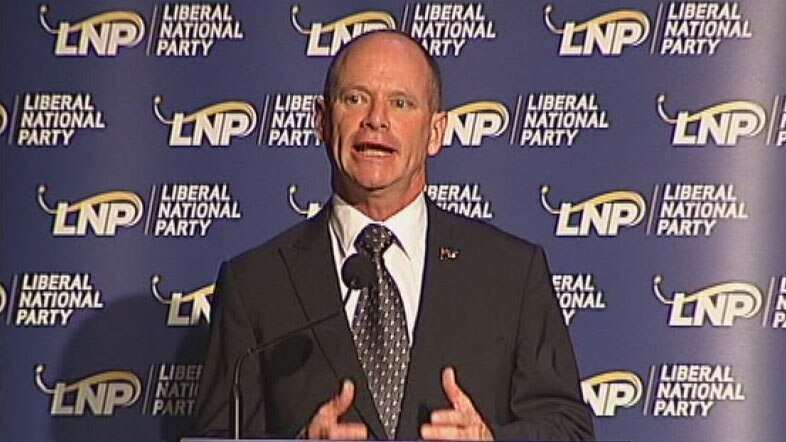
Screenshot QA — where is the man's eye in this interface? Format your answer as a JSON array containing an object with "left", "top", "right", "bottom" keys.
[
  {"left": 392, "top": 98, "right": 412, "bottom": 109},
  {"left": 344, "top": 94, "right": 365, "bottom": 105}
]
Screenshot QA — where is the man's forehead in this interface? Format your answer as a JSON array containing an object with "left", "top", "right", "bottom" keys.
[
  {"left": 345, "top": 31, "right": 421, "bottom": 54},
  {"left": 338, "top": 32, "right": 430, "bottom": 77},
  {"left": 324, "top": 30, "right": 440, "bottom": 110}
]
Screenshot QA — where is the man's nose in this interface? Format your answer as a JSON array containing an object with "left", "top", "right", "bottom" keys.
[{"left": 362, "top": 99, "right": 389, "bottom": 130}]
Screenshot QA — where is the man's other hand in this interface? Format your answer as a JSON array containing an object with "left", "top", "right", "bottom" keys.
[
  {"left": 420, "top": 367, "right": 494, "bottom": 441},
  {"left": 306, "top": 380, "right": 368, "bottom": 439}
]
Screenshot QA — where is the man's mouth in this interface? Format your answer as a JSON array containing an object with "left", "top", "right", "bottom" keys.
[{"left": 354, "top": 142, "right": 395, "bottom": 157}]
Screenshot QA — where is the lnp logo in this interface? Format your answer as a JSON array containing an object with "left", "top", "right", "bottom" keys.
[
  {"left": 768, "top": 276, "right": 786, "bottom": 328},
  {"left": 582, "top": 371, "right": 643, "bottom": 417},
  {"left": 409, "top": 3, "right": 497, "bottom": 57},
  {"left": 653, "top": 363, "right": 746, "bottom": 416},
  {"left": 39, "top": 5, "right": 145, "bottom": 56},
  {"left": 154, "top": 96, "right": 257, "bottom": 147},
  {"left": 544, "top": 5, "right": 650, "bottom": 56},
  {"left": 35, "top": 364, "right": 141, "bottom": 416},
  {"left": 658, "top": 3, "right": 753, "bottom": 56},
  {"left": 657, "top": 95, "right": 766, "bottom": 146},
  {"left": 37, "top": 184, "right": 143, "bottom": 237},
  {"left": 0, "top": 104, "right": 8, "bottom": 136},
  {"left": 151, "top": 275, "right": 213, "bottom": 326},
  {"left": 288, "top": 185, "right": 322, "bottom": 219},
  {"left": 426, "top": 183, "right": 494, "bottom": 220},
  {"left": 146, "top": 363, "right": 202, "bottom": 416},
  {"left": 290, "top": 5, "right": 396, "bottom": 56},
  {"left": 155, "top": 3, "right": 244, "bottom": 57},
  {"left": 444, "top": 101, "right": 509, "bottom": 147},
  {"left": 540, "top": 186, "right": 646, "bottom": 237},
  {"left": 653, "top": 275, "right": 762, "bottom": 327}
]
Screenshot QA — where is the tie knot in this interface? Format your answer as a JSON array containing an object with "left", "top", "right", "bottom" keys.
[{"left": 355, "top": 223, "right": 395, "bottom": 257}]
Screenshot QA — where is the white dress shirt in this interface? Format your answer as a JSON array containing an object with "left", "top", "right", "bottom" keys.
[{"left": 328, "top": 194, "right": 427, "bottom": 343}]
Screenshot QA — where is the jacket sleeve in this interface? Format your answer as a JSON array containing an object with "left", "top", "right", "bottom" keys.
[
  {"left": 192, "top": 261, "right": 268, "bottom": 438},
  {"left": 490, "top": 246, "right": 595, "bottom": 441}
]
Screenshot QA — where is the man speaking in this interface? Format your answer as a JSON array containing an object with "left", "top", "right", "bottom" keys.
[{"left": 194, "top": 30, "right": 594, "bottom": 441}]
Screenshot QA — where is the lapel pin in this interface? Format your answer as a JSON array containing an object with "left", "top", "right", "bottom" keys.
[{"left": 439, "top": 247, "right": 460, "bottom": 261}]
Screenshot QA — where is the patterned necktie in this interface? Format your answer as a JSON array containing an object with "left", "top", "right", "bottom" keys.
[{"left": 352, "top": 224, "right": 410, "bottom": 439}]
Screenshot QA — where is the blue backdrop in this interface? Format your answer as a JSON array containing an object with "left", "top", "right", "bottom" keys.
[{"left": 2, "top": 1, "right": 785, "bottom": 441}]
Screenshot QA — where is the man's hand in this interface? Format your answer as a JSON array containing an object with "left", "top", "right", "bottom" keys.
[
  {"left": 420, "top": 367, "right": 494, "bottom": 441},
  {"left": 306, "top": 380, "right": 368, "bottom": 439}
]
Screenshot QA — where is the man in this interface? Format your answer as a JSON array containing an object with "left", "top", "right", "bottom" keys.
[{"left": 194, "top": 31, "right": 594, "bottom": 440}]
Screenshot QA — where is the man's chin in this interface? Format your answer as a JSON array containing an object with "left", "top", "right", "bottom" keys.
[
  {"left": 340, "top": 173, "right": 395, "bottom": 193},
  {"left": 335, "top": 178, "right": 395, "bottom": 201},
  {"left": 351, "top": 182, "right": 393, "bottom": 197}
]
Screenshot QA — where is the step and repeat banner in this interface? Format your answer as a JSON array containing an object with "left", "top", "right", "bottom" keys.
[{"left": 2, "top": 1, "right": 785, "bottom": 441}]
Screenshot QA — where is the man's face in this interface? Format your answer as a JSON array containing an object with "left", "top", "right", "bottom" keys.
[{"left": 317, "top": 34, "right": 445, "bottom": 210}]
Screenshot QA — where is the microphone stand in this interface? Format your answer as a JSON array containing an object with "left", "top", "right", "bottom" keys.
[{"left": 230, "top": 254, "right": 376, "bottom": 439}]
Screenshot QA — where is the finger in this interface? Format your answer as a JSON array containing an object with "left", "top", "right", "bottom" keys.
[
  {"left": 421, "top": 423, "right": 464, "bottom": 440},
  {"left": 309, "top": 420, "right": 365, "bottom": 440},
  {"left": 314, "top": 382, "right": 363, "bottom": 440},
  {"left": 430, "top": 409, "right": 474, "bottom": 426},
  {"left": 327, "top": 422, "right": 369, "bottom": 440},
  {"left": 314, "top": 380, "right": 355, "bottom": 424},
  {"left": 333, "top": 379, "right": 356, "bottom": 416},
  {"left": 422, "top": 422, "right": 494, "bottom": 441},
  {"left": 442, "top": 367, "right": 474, "bottom": 411}
]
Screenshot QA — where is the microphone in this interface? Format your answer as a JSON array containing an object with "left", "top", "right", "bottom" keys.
[
  {"left": 342, "top": 252, "right": 377, "bottom": 291},
  {"left": 230, "top": 253, "right": 375, "bottom": 439}
]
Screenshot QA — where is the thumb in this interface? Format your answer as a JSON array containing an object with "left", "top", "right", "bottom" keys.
[
  {"left": 333, "top": 379, "right": 356, "bottom": 415},
  {"left": 442, "top": 367, "right": 472, "bottom": 411}
]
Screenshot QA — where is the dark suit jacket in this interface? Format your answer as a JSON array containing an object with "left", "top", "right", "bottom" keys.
[{"left": 194, "top": 200, "right": 594, "bottom": 440}]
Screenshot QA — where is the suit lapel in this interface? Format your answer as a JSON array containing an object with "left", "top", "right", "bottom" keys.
[
  {"left": 279, "top": 206, "right": 386, "bottom": 439},
  {"left": 397, "top": 202, "right": 460, "bottom": 439}
]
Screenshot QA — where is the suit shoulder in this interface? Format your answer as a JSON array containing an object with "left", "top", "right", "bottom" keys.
[
  {"left": 436, "top": 207, "right": 541, "bottom": 256},
  {"left": 228, "top": 215, "right": 323, "bottom": 268}
]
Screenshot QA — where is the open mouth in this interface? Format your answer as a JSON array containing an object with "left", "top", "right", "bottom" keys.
[{"left": 354, "top": 142, "right": 395, "bottom": 157}]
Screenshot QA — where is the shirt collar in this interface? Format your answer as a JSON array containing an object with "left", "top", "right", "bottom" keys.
[{"left": 329, "top": 193, "right": 427, "bottom": 260}]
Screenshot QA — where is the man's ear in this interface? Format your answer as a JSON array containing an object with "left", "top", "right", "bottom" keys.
[
  {"left": 314, "top": 96, "right": 330, "bottom": 143},
  {"left": 427, "top": 111, "right": 447, "bottom": 156}
]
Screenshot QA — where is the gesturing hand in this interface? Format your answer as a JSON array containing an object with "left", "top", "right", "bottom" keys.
[
  {"left": 420, "top": 367, "right": 494, "bottom": 441},
  {"left": 306, "top": 380, "right": 368, "bottom": 440}
]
